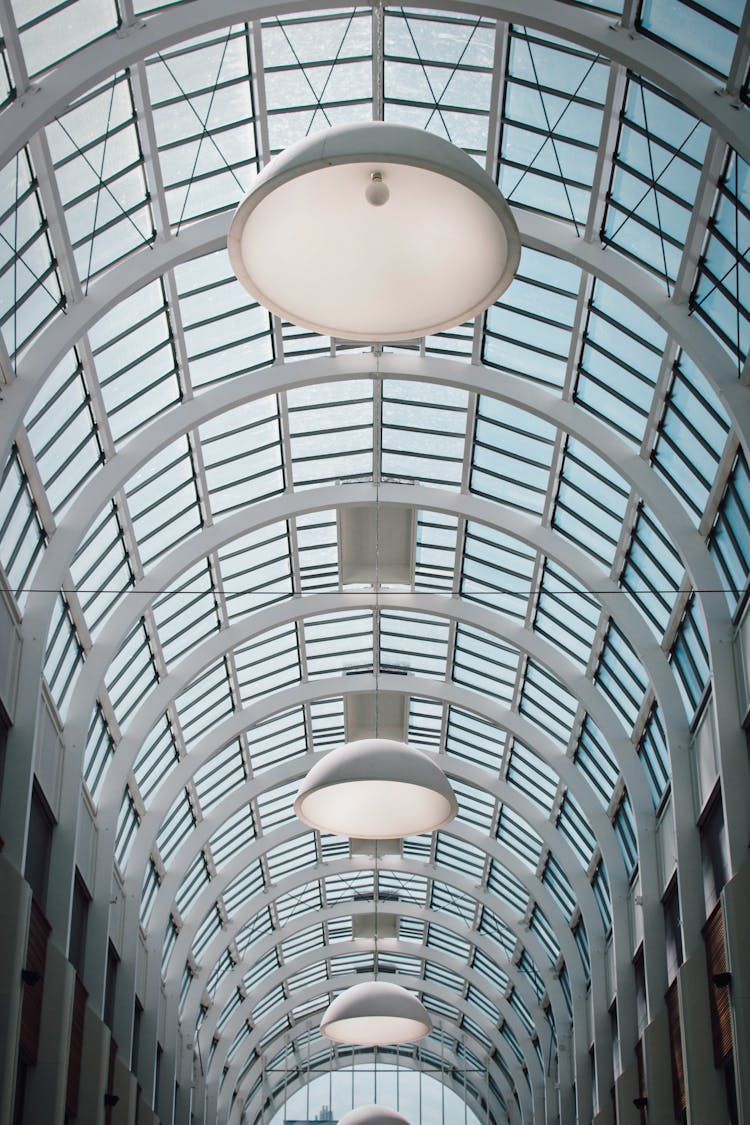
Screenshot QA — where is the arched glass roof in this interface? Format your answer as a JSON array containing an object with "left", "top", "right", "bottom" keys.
[{"left": 0, "top": 0, "right": 748, "bottom": 1122}]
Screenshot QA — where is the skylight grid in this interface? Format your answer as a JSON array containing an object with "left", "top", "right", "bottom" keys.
[
  {"left": 542, "top": 852, "right": 577, "bottom": 920},
  {"left": 133, "top": 714, "right": 180, "bottom": 808},
  {"left": 383, "top": 8, "right": 495, "bottom": 155},
  {"left": 669, "top": 594, "right": 711, "bottom": 715},
  {"left": 652, "top": 353, "right": 731, "bottom": 522},
  {"left": 69, "top": 502, "right": 133, "bottom": 640},
  {"left": 621, "top": 503, "right": 684, "bottom": 638},
  {"left": 83, "top": 704, "right": 116, "bottom": 803},
  {"left": 234, "top": 622, "right": 301, "bottom": 702},
  {"left": 296, "top": 511, "right": 339, "bottom": 590},
  {"left": 175, "top": 252, "right": 274, "bottom": 388},
  {"left": 87, "top": 280, "right": 181, "bottom": 445},
  {"left": 472, "top": 397, "right": 556, "bottom": 515},
  {"left": 408, "top": 696, "right": 443, "bottom": 751},
  {"left": 452, "top": 623, "right": 518, "bottom": 704},
  {"left": 518, "top": 661, "right": 578, "bottom": 750},
  {"left": 449, "top": 779, "right": 496, "bottom": 833},
  {"left": 199, "top": 398, "right": 285, "bottom": 516},
  {"left": 46, "top": 73, "right": 154, "bottom": 282},
  {"left": 556, "top": 792, "right": 597, "bottom": 867},
  {"left": 243, "top": 948, "right": 279, "bottom": 995},
  {"left": 603, "top": 76, "right": 709, "bottom": 286},
  {"left": 125, "top": 435, "right": 204, "bottom": 567},
  {"left": 115, "top": 790, "right": 140, "bottom": 870},
  {"left": 692, "top": 150, "right": 749, "bottom": 368},
  {"left": 193, "top": 740, "right": 247, "bottom": 813},
  {"left": 381, "top": 380, "right": 468, "bottom": 488},
  {"left": 157, "top": 787, "right": 196, "bottom": 864},
  {"left": 478, "top": 903, "right": 518, "bottom": 957},
  {"left": 445, "top": 707, "right": 506, "bottom": 773},
  {"left": 309, "top": 696, "right": 345, "bottom": 750},
  {"left": 276, "top": 880, "right": 322, "bottom": 925},
  {"left": 43, "top": 592, "right": 83, "bottom": 719},
  {"left": 0, "top": 449, "right": 46, "bottom": 610},
  {"left": 0, "top": 38, "right": 14, "bottom": 108},
  {"left": 0, "top": 148, "right": 65, "bottom": 360},
  {"left": 638, "top": 0, "right": 742, "bottom": 77},
  {"left": 23, "top": 350, "right": 102, "bottom": 517},
  {"left": 574, "top": 717, "right": 620, "bottom": 810},
  {"left": 146, "top": 26, "right": 258, "bottom": 227},
  {"left": 533, "top": 559, "right": 599, "bottom": 670},
  {"left": 414, "top": 512, "right": 458, "bottom": 592},
  {"left": 266, "top": 835, "right": 317, "bottom": 881},
  {"left": 472, "top": 948, "right": 509, "bottom": 993},
  {"left": 499, "top": 29, "right": 609, "bottom": 227},
  {"left": 261, "top": 9, "right": 372, "bottom": 153},
  {"left": 709, "top": 448, "right": 750, "bottom": 610},
  {"left": 461, "top": 522, "right": 536, "bottom": 620},
  {"left": 175, "top": 852, "right": 211, "bottom": 919},
  {"left": 174, "top": 658, "right": 234, "bottom": 746},
  {"left": 506, "top": 740, "right": 559, "bottom": 814},
  {"left": 595, "top": 621, "right": 649, "bottom": 731},
  {"left": 426, "top": 921, "right": 472, "bottom": 962},
  {"left": 573, "top": 280, "right": 666, "bottom": 446},
  {"left": 637, "top": 703, "right": 671, "bottom": 806},
  {"left": 379, "top": 609, "right": 449, "bottom": 678},
  {"left": 235, "top": 905, "right": 273, "bottom": 955},
  {"left": 518, "top": 948, "right": 546, "bottom": 1000},
  {"left": 435, "top": 834, "right": 487, "bottom": 879},
  {"left": 430, "top": 882, "right": 476, "bottom": 925},
  {"left": 104, "top": 619, "right": 158, "bottom": 729},
  {"left": 552, "top": 438, "right": 630, "bottom": 568},
  {"left": 141, "top": 861, "right": 160, "bottom": 928},
  {"left": 508, "top": 985, "right": 534, "bottom": 1034},
  {"left": 151, "top": 559, "right": 221, "bottom": 668},
  {"left": 286, "top": 381, "right": 373, "bottom": 487},
  {"left": 217, "top": 523, "right": 293, "bottom": 620},
  {"left": 209, "top": 804, "right": 256, "bottom": 870},
  {"left": 497, "top": 805, "right": 544, "bottom": 871},
  {"left": 484, "top": 248, "right": 580, "bottom": 388},
  {"left": 303, "top": 610, "right": 373, "bottom": 677},
  {"left": 245, "top": 707, "right": 308, "bottom": 773},
  {"left": 11, "top": 0, "right": 119, "bottom": 78},
  {"left": 223, "top": 861, "right": 267, "bottom": 917},
  {"left": 255, "top": 778, "right": 302, "bottom": 832},
  {"left": 486, "top": 860, "right": 529, "bottom": 916}
]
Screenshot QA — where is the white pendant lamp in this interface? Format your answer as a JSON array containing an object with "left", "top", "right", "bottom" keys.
[
  {"left": 294, "top": 737, "right": 457, "bottom": 839},
  {"left": 338, "top": 1107, "right": 410, "bottom": 1125},
  {"left": 228, "top": 121, "right": 520, "bottom": 340},
  {"left": 320, "top": 981, "right": 431, "bottom": 1046}
]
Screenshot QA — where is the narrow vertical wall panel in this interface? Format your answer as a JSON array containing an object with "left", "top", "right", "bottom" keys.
[{"left": 0, "top": 852, "right": 31, "bottom": 1125}]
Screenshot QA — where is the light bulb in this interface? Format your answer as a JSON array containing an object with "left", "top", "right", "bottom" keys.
[{"left": 365, "top": 171, "right": 390, "bottom": 207}]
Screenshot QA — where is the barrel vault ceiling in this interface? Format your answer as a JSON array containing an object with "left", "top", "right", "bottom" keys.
[{"left": 0, "top": 0, "right": 748, "bottom": 1121}]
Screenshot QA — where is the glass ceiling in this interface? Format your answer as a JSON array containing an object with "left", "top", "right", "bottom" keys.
[{"left": 0, "top": 0, "right": 748, "bottom": 1122}]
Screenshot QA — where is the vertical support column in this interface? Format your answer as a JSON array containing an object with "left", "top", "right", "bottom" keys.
[
  {"left": 0, "top": 851, "right": 31, "bottom": 1124},
  {"left": 678, "top": 950, "right": 728, "bottom": 1123},
  {"left": 111, "top": 1052, "right": 139, "bottom": 1125},
  {"left": 23, "top": 938, "right": 75, "bottom": 1125},
  {"left": 722, "top": 855, "right": 750, "bottom": 1124},
  {"left": 640, "top": 1007, "right": 673, "bottom": 1124},
  {"left": 614, "top": 1063, "right": 640, "bottom": 1124},
  {"left": 77, "top": 1002, "right": 110, "bottom": 1125}
]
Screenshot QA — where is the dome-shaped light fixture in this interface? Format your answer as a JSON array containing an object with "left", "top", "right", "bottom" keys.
[
  {"left": 338, "top": 1107, "right": 411, "bottom": 1125},
  {"left": 294, "top": 738, "right": 457, "bottom": 839},
  {"left": 320, "top": 981, "right": 431, "bottom": 1046},
  {"left": 228, "top": 121, "right": 520, "bottom": 341}
]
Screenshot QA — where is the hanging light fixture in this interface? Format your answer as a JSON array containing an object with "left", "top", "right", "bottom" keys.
[
  {"left": 228, "top": 121, "right": 520, "bottom": 341},
  {"left": 320, "top": 981, "right": 432, "bottom": 1046},
  {"left": 294, "top": 737, "right": 457, "bottom": 839},
  {"left": 338, "top": 1107, "right": 411, "bottom": 1125}
]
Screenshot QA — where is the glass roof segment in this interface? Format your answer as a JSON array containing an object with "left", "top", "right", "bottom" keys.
[{"left": 0, "top": 0, "right": 749, "bottom": 1120}]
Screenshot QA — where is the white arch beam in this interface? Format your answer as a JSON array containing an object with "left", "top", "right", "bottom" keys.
[
  {"left": 206, "top": 932, "right": 547, "bottom": 1109},
  {"left": 235, "top": 1041, "right": 512, "bottom": 1125},
  {"left": 1, "top": 0, "right": 746, "bottom": 171},
  {"left": 216, "top": 968, "right": 535, "bottom": 1123},
  {"left": 177, "top": 857, "right": 569, "bottom": 1045}
]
